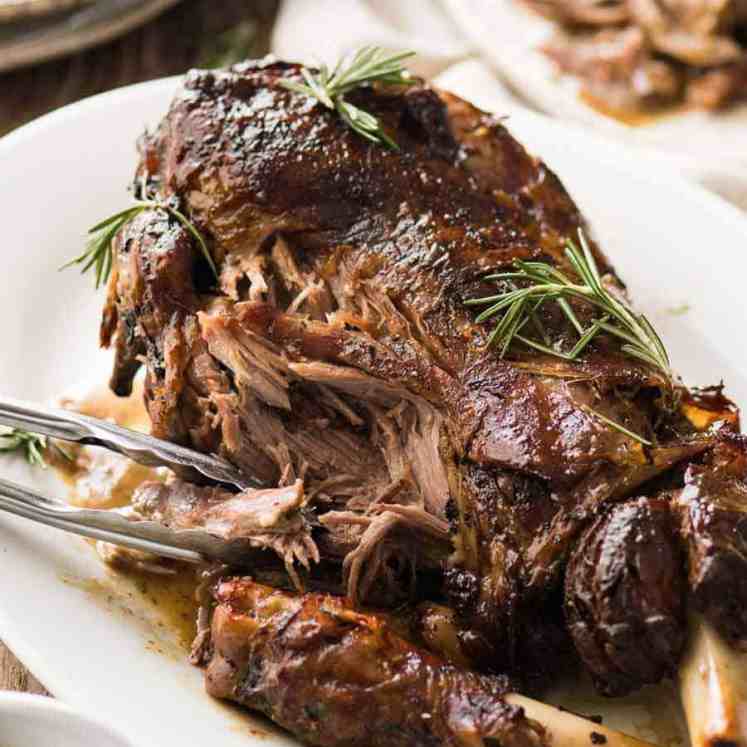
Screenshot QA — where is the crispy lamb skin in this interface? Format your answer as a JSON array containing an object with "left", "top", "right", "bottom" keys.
[
  {"left": 102, "top": 59, "right": 734, "bottom": 687},
  {"left": 203, "top": 578, "right": 547, "bottom": 747}
]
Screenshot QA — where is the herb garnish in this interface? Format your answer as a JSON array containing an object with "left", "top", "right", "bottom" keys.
[
  {"left": 0, "top": 428, "right": 72, "bottom": 468},
  {"left": 580, "top": 407, "right": 652, "bottom": 447},
  {"left": 63, "top": 194, "right": 217, "bottom": 289},
  {"left": 467, "top": 229, "right": 671, "bottom": 446},
  {"left": 279, "top": 46, "right": 416, "bottom": 149},
  {"left": 466, "top": 230, "right": 671, "bottom": 377}
]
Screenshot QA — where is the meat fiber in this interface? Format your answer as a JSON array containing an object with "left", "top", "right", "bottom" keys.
[{"left": 128, "top": 478, "right": 318, "bottom": 587}]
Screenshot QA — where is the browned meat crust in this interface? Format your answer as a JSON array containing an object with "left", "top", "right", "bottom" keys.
[
  {"left": 676, "top": 436, "right": 747, "bottom": 646},
  {"left": 203, "top": 578, "right": 548, "bottom": 747}
]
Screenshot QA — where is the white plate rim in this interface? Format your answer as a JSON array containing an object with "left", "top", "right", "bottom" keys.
[
  {"left": 3, "top": 74, "right": 746, "bottom": 231},
  {"left": 2, "top": 74, "right": 747, "bottom": 746},
  {"left": 0, "top": 692, "right": 134, "bottom": 746}
]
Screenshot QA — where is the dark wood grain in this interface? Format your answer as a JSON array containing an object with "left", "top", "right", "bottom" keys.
[
  {"left": 0, "top": 642, "right": 49, "bottom": 695},
  {"left": 0, "top": 0, "right": 279, "bottom": 135}
]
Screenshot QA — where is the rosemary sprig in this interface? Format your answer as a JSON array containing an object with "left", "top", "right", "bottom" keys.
[
  {"left": 466, "top": 229, "right": 672, "bottom": 446},
  {"left": 63, "top": 198, "right": 217, "bottom": 289},
  {"left": 581, "top": 407, "right": 652, "bottom": 447},
  {"left": 466, "top": 229, "right": 671, "bottom": 378},
  {"left": 0, "top": 428, "right": 72, "bottom": 468},
  {"left": 279, "top": 46, "right": 416, "bottom": 149}
]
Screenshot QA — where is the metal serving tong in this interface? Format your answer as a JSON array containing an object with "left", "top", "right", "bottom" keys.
[{"left": 0, "top": 397, "right": 264, "bottom": 566}]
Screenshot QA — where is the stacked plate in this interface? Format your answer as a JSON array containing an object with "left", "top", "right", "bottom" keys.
[
  {"left": 0, "top": 0, "right": 181, "bottom": 73},
  {"left": 0, "top": 1, "right": 92, "bottom": 23}
]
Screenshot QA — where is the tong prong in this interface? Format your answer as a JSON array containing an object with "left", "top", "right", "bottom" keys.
[
  {"left": 0, "top": 397, "right": 260, "bottom": 490},
  {"left": 0, "top": 477, "right": 262, "bottom": 566},
  {"left": 0, "top": 478, "right": 204, "bottom": 563}
]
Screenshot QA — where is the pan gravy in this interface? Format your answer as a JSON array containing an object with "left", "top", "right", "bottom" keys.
[{"left": 53, "top": 383, "right": 199, "bottom": 654}]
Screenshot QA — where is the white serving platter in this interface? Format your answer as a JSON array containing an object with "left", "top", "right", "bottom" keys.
[{"left": 1, "top": 74, "right": 747, "bottom": 746}]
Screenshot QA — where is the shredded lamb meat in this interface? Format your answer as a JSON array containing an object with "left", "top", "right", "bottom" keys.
[
  {"left": 523, "top": 0, "right": 747, "bottom": 111},
  {"left": 126, "top": 478, "right": 318, "bottom": 589}
]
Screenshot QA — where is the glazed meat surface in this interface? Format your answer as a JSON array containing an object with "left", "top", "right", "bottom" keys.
[
  {"left": 564, "top": 496, "right": 686, "bottom": 695},
  {"left": 103, "top": 58, "right": 678, "bottom": 593},
  {"left": 202, "top": 578, "right": 547, "bottom": 747},
  {"left": 100, "top": 58, "right": 747, "bottom": 699},
  {"left": 675, "top": 436, "right": 747, "bottom": 645}
]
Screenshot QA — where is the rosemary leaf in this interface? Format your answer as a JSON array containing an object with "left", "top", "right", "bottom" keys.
[
  {"left": 466, "top": 228, "right": 672, "bottom": 380},
  {"left": 279, "top": 46, "right": 416, "bottom": 149},
  {"left": 87, "top": 205, "right": 143, "bottom": 234},
  {"left": 567, "top": 316, "right": 609, "bottom": 358},
  {"left": 499, "top": 310, "right": 529, "bottom": 358},
  {"left": 160, "top": 203, "right": 219, "bottom": 280},
  {"left": 466, "top": 229, "right": 672, "bottom": 446},
  {"left": 528, "top": 298, "right": 551, "bottom": 345},
  {"left": 63, "top": 208, "right": 139, "bottom": 289},
  {"left": 557, "top": 297, "right": 584, "bottom": 335},
  {"left": 582, "top": 407, "right": 653, "bottom": 447},
  {"left": 513, "top": 333, "right": 577, "bottom": 360},
  {"left": 63, "top": 198, "right": 217, "bottom": 289},
  {"left": 0, "top": 428, "right": 72, "bottom": 468},
  {"left": 639, "top": 314, "right": 670, "bottom": 368}
]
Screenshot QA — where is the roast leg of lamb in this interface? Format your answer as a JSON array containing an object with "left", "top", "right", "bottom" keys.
[{"left": 98, "top": 56, "right": 747, "bottom": 740}]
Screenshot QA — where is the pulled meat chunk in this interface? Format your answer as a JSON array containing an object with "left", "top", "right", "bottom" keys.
[
  {"left": 128, "top": 478, "right": 318, "bottom": 588},
  {"left": 686, "top": 58, "right": 747, "bottom": 106},
  {"left": 543, "top": 27, "right": 683, "bottom": 109}
]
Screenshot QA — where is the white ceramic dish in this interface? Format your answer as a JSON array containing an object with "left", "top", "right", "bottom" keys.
[
  {"left": 0, "top": 692, "right": 133, "bottom": 746},
  {"left": 1, "top": 75, "right": 747, "bottom": 747}
]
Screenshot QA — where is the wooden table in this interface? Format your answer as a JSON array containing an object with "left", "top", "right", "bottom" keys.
[
  {"left": 0, "top": 0, "right": 278, "bottom": 134},
  {"left": 0, "top": 0, "right": 278, "bottom": 693},
  {"left": 0, "top": 646, "right": 47, "bottom": 695}
]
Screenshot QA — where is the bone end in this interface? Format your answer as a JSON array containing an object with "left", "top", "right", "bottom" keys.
[
  {"left": 680, "top": 617, "right": 747, "bottom": 747},
  {"left": 507, "top": 694, "right": 657, "bottom": 747}
]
